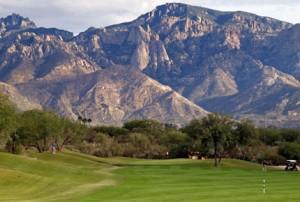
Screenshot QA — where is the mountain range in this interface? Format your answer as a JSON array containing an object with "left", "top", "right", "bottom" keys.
[{"left": 0, "top": 3, "right": 300, "bottom": 127}]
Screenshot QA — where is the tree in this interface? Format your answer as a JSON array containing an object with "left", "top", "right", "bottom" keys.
[
  {"left": 123, "top": 119, "right": 164, "bottom": 137},
  {"left": 0, "top": 94, "right": 18, "bottom": 148},
  {"left": 182, "top": 119, "right": 210, "bottom": 156},
  {"left": 161, "top": 130, "right": 190, "bottom": 158},
  {"left": 182, "top": 119, "right": 204, "bottom": 140},
  {"left": 280, "top": 129, "right": 300, "bottom": 143},
  {"left": 258, "top": 128, "right": 281, "bottom": 146},
  {"left": 5, "top": 130, "right": 22, "bottom": 154},
  {"left": 183, "top": 114, "right": 235, "bottom": 166},
  {"left": 233, "top": 120, "right": 258, "bottom": 160},
  {"left": 52, "top": 118, "right": 85, "bottom": 151},
  {"left": 17, "top": 110, "right": 62, "bottom": 152},
  {"left": 201, "top": 114, "right": 235, "bottom": 167},
  {"left": 278, "top": 143, "right": 300, "bottom": 160},
  {"left": 91, "top": 133, "right": 120, "bottom": 157},
  {"left": 93, "top": 126, "right": 129, "bottom": 137}
]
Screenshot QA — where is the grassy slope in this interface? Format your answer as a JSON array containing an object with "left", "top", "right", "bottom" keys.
[
  {"left": 0, "top": 151, "right": 300, "bottom": 202},
  {"left": 0, "top": 151, "right": 114, "bottom": 202}
]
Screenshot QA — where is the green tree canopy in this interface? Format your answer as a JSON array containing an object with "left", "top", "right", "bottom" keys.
[
  {"left": 183, "top": 114, "right": 235, "bottom": 166},
  {"left": 17, "top": 110, "right": 62, "bottom": 152},
  {"left": 123, "top": 120, "right": 164, "bottom": 137},
  {"left": 0, "top": 94, "right": 17, "bottom": 144}
]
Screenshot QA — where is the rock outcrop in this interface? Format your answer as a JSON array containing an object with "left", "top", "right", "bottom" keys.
[{"left": 16, "top": 66, "right": 208, "bottom": 125}]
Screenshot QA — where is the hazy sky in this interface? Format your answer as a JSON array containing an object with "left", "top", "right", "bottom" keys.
[{"left": 0, "top": 0, "right": 299, "bottom": 34}]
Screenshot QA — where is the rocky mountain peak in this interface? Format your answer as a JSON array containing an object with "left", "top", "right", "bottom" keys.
[
  {"left": 153, "top": 3, "right": 188, "bottom": 16},
  {"left": 0, "top": 13, "right": 36, "bottom": 36},
  {"left": 131, "top": 3, "right": 290, "bottom": 46},
  {"left": 151, "top": 3, "right": 227, "bottom": 19},
  {"left": 139, "top": 3, "right": 216, "bottom": 24}
]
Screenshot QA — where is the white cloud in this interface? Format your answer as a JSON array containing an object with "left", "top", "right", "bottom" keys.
[{"left": 0, "top": 0, "right": 299, "bottom": 34}]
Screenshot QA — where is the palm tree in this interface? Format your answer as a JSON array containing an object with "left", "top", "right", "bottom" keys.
[
  {"left": 82, "top": 118, "right": 87, "bottom": 124},
  {"left": 87, "top": 118, "right": 92, "bottom": 127}
]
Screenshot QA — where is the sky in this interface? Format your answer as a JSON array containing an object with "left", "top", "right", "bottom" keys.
[{"left": 0, "top": 0, "right": 299, "bottom": 34}]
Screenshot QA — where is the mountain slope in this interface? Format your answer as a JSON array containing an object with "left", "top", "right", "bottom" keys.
[
  {"left": 0, "top": 14, "right": 98, "bottom": 84},
  {"left": 0, "top": 81, "right": 41, "bottom": 111},
  {"left": 16, "top": 66, "right": 207, "bottom": 125},
  {"left": 253, "top": 24, "right": 300, "bottom": 80}
]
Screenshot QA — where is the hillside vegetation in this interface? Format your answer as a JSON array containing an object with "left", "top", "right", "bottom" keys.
[{"left": 1, "top": 92, "right": 300, "bottom": 167}]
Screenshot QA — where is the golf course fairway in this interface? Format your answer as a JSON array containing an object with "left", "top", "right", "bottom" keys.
[{"left": 0, "top": 151, "right": 299, "bottom": 202}]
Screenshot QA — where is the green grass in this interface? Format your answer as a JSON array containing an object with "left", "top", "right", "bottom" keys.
[{"left": 0, "top": 151, "right": 300, "bottom": 202}]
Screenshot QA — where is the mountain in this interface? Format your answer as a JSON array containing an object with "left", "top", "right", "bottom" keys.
[
  {"left": 0, "top": 4, "right": 299, "bottom": 127},
  {"left": 16, "top": 66, "right": 207, "bottom": 125},
  {"left": 73, "top": 3, "right": 299, "bottom": 126},
  {"left": 0, "top": 13, "right": 36, "bottom": 38},
  {"left": 0, "top": 24, "right": 97, "bottom": 84},
  {"left": 0, "top": 81, "right": 41, "bottom": 111},
  {"left": 253, "top": 24, "right": 300, "bottom": 80}
]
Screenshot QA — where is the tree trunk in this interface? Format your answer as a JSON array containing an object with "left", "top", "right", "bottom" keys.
[
  {"left": 214, "top": 141, "right": 218, "bottom": 167},
  {"left": 57, "top": 136, "right": 70, "bottom": 152},
  {"left": 36, "top": 143, "right": 42, "bottom": 153},
  {"left": 12, "top": 140, "right": 16, "bottom": 154},
  {"left": 42, "top": 137, "right": 48, "bottom": 152}
]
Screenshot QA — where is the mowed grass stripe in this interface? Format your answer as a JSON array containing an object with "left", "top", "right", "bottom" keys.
[
  {"left": 1, "top": 152, "right": 300, "bottom": 202},
  {"left": 81, "top": 163, "right": 300, "bottom": 202}
]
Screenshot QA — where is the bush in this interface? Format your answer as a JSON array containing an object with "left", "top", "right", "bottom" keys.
[
  {"left": 278, "top": 143, "right": 300, "bottom": 160},
  {"left": 280, "top": 129, "right": 300, "bottom": 143},
  {"left": 258, "top": 128, "right": 282, "bottom": 146},
  {"left": 160, "top": 130, "right": 190, "bottom": 158},
  {"left": 256, "top": 146, "right": 286, "bottom": 165},
  {"left": 93, "top": 126, "right": 129, "bottom": 137},
  {"left": 123, "top": 120, "right": 164, "bottom": 137},
  {"left": 5, "top": 137, "right": 23, "bottom": 154}
]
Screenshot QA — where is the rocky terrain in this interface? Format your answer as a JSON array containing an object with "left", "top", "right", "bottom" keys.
[
  {"left": 0, "top": 3, "right": 300, "bottom": 126},
  {"left": 0, "top": 81, "right": 41, "bottom": 111},
  {"left": 16, "top": 66, "right": 207, "bottom": 125}
]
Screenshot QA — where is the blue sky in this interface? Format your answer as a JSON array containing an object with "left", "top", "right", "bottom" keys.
[{"left": 0, "top": 0, "right": 299, "bottom": 34}]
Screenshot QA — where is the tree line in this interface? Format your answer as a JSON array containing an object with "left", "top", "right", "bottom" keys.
[{"left": 1, "top": 93, "right": 300, "bottom": 166}]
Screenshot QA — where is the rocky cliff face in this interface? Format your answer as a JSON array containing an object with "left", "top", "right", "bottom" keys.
[
  {"left": 0, "top": 3, "right": 300, "bottom": 126},
  {"left": 0, "top": 13, "right": 36, "bottom": 38},
  {"left": 0, "top": 82, "right": 41, "bottom": 111},
  {"left": 0, "top": 26, "right": 98, "bottom": 84},
  {"left": 253, "top": 24, "right": 300, "bottom": 80},
  {"left": 16, "top": 66, "right": 207, "bottom": 125}
]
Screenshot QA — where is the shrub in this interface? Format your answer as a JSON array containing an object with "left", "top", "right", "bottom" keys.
[
  {"left": 256, "top": 145, "right": 286, "bottom": 165},
  {"left": 93, "top": 126, "right": 129, "bottom": 137},
  {"left": 278, "top": 143, "right": 300, "bottom": 160},
  {"left": 258, "top": 128, "right": 282, "bottom": 146}
]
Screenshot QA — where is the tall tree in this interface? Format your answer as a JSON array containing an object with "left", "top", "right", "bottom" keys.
[
  {"left": 53, "top": 118, "right": 86, "bottom": 151},
  {"left": 0, "top": 94, "right": 17, "bottom": 146},
  {"left": 234, "top": 120, "right": 258, "bottom": 159},
  {"left": 201, "top": 114, "right": 235, "bottom": 167},
  {"left": 18, "top": 110, "right": 61, "bottom": 152}
]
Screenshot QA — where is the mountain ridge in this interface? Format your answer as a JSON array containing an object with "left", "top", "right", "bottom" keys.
[{"left": 0, "top": 3, "right": 299, "bottom": 126}]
